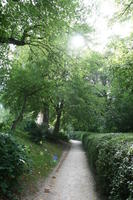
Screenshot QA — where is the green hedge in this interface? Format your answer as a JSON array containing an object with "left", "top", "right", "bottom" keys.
[{"left": 82, "top": 133, "right": 133, "bottom": 200}]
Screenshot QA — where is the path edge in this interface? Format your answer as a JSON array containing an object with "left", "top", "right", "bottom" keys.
[{"left": 21, "top": 141, "right": 71, "bottom": 199}]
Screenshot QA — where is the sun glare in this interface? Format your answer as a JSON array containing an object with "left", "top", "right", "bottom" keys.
[
  {"left": 84, "top": 0, "right": 133, "bottom": 52},
  {"left": 70, "top": 34, "right": 86, "bottom": 50}
]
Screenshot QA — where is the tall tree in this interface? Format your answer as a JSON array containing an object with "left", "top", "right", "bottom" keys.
[{"left": 1, "top": 56, "right": 50, "bottom": 130}]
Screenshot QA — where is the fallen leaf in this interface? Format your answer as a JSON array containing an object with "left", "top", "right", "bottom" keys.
[{"left": 44, "top": 188, "right": 50, "bottom": 193}]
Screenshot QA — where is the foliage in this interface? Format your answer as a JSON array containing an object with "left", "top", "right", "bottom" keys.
[
  {"left": 0, "top": 104, "right": 9, "bottom": 123},
  {"left": 45, "top": 130, "right": 69, "bottom": 142},
  {"left": 82, "top": 133, "right": 133, "bottom": 200},
  {"left": 104, "top": 37, "right": 133, "bottom": 132},
  {"left": 24, "top": 120, "right": 46, "bottom": 144},
  {"left": 0, "top": 0, "right": 91, "bottom": 74},
  {"left": 1, "top": 0, "right": 133, "bottom": 198},
  {"left": 56, "top": 132, "right": 69, "bottom": 142},
  {"left": 0, "top": 105, "right": 13, "bottom": 132},
  {"left": 2, "top": 36, "right": 133, "bottom": 134},
  {"left": 24, "top": 118, "right": 69, "bottom": 143},
  {"left": 14, "top": 130, "right": 63, "bottom": 194},
  {"left": 0, "top": 0, "right": 80, "bottom": 47},
  {"left": 1, "top": 56, "right": 52, "bottom": 130},
  {"left": 69, "top": 131, "right": 85, "bottom": 140},
  {"left": 62, "top": 52, "right": 108, "bottom": 132},
  {"left": 114, "top": 0, "right": 133, "bottom": 21},
  {"left": 0, "top": 133, "right": 30, "bottom": 199}
]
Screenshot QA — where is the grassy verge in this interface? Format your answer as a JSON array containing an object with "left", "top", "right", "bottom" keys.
[
  {"left": 82, "top": 132, "right": 133, "bottom": 200},
  {"left": 14, "top": 130, "right": 63, "bottom": 195}
]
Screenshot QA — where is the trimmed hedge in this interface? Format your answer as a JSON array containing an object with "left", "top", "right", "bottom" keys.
[{"left": 82, "top": 133, "right": 133, "bottom": 200}]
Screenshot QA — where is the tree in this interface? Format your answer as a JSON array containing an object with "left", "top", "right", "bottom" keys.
[
  {"left": 114, "top": 0, "right": 133, "bottom": 20},
  {"left": 58, "top": 51, "right": 109, "bottom": 132},
  {"left": 0, "top": 0, "right": 79, "bottom": 47},
  {"left": 1, "top": 56, "right": 51, "bottom": 130},
  {"left": 105, "top": 37, "right": 133, "bottom": 132}
]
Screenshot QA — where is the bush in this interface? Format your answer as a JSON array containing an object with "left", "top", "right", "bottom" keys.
[
  {"left": 69, "top": 131, "right": 84, "bottom": 141},
  {"left": 82, "top": 133, "right": 133, "bottom": 200},
  {"left": 25, "top": 121, "right": 69, "bottom": 143},
  {"left": 45, "top": 131, "right": 69, "bottom": 142},
  {"left": 57, "top": 132, "right": 69, "bottom": 142},
  {"left": 0, "top": 133, "right": 30, "bottom": 199},
  {"left": 25, "top": 121, "right": 46, "bottom": 143}
]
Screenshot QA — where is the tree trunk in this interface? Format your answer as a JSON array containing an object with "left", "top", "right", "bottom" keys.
[
  {"left": 53, "top": 100, "right": 64, "bottom": 135},
  {"left": 11, "top": 96, "right": 27, "bottom": 131},
  {"left": 42, "top": 103, "right": 49, "bottom": 129}
]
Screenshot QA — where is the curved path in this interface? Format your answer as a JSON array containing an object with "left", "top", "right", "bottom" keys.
[{"left": 25, "top": 140, "right": 99, "bottom": 200}]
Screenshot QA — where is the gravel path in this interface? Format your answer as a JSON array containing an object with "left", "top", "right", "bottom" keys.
[{"left": 24, "top": 140, "right": 99, "bottom": 200}]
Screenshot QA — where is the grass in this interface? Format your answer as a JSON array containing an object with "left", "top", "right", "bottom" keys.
[{"left": 14, "top": 130, "right": 63, "bottom": 195}]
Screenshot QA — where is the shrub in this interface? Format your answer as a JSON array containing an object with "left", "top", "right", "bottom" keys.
[
  {"left": 82, "top": 133, "right": 133, "bottom": 200},
  {"left": 25, "top": 121, "right": 46, "bottom": 143},
  {"left": 45, "top": 131, "right": 69, "bottom": 142},
  {"left": 25, "top": 121, "right": 69, "bottom": 143},
  {"left": 0, "top": 133, "right": 30, "bottom": 199},
  {"left": 69, "top": 131, "right": 84, "bottom": 141},
  {"left": 57, "top": 132, "right": 69, "bottom": 142}
]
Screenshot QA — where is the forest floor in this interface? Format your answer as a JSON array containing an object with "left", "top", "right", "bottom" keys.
[{"left": 22, "top": 140, "right": 100, "bottom": 200}]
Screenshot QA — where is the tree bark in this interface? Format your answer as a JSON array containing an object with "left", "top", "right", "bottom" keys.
[
  {"left": 53, "top": 100, "right": 64, "bottom": 135},
  {"left": 42, "top": 103, "right": 49, "bottom": 129},
  {"left": 11, "top": 96, "right": 27, "bottom": 131}
]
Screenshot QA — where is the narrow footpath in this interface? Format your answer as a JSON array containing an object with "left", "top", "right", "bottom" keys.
[{"left": 25, "top": 140, "right": 99, "bottom": 200}]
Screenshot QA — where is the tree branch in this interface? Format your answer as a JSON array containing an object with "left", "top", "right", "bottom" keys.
[
  {"left": 119, "top": 1, "right": 133, "bottom": 17},
  {"left": 0, "top": 36, "right": 27, "bottom": 46}
]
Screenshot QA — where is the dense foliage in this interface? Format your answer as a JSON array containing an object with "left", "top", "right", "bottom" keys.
[
  {"left": 0, "top": 133, "right": 30, "bottom": 199},
  {"left": 0, "top": 0, "right": 133, "bottom": 198},
  {"left": 24, "top": 120, "right": 46, "bottom": 143},
  {"left": 82, "top": 133, "right": 133, "bottom": 200},
  {"left": 1, "top": 1, "right": 133, "bottom": 134},
  {"left": 24, "top": 120, "right": 69, "bottom": 143},
  {"left": 68, "top": 131, "right": 85, "bottom": 140}
]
